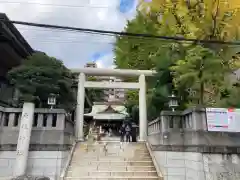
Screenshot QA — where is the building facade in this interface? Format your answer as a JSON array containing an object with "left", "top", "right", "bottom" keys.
[
  {"left": 84, "top": 62, "right": 126, "bottom": 103},
  {"left": 0, "top": 13, "right": 34, "bottom": 106}
]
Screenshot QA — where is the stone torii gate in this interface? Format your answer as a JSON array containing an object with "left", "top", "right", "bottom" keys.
[{"left": 71, "top": 68, "right": 156, "bottom": 142}]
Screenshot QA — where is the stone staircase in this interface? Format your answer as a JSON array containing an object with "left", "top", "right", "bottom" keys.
[{"left": 65, "top": 142, "right": 161, "bottom": 180}]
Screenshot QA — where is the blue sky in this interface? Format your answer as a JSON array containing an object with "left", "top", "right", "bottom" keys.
[{"left": 0, "top": 0, "right": 137, "bottom": 68}]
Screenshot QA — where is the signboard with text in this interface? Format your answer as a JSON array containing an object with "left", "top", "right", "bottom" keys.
[{"left": 206, "top": 108, "right": 240, "bottom": 132}]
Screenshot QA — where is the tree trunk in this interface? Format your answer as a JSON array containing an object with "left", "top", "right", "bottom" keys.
[
  {"left": 199, "top": 81, "right": 204, "bottom": 105},
  {"left": 198, "top": 64, "right": 204, "bottom": 105}
]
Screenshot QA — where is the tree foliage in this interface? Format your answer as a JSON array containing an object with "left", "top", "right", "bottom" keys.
[
  {"left": 86, "top": 76, "right": 105, "bottom": 103},
  {"left": 114, "top": 0, "right": 240, "bottom": 119},
  {"left": 114, "top": 12, "right": 160, "bottom": 70},
  {"left": 7, "top": 52, "right": 75, "bottom": 110},
  {"left": 139, "top": 0, "right": 240, "bottom": 42},
  {"left": 171, "top": 45, "right": 224, "bottom": 105}
]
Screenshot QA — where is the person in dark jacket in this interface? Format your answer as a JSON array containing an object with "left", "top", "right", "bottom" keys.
[
  {"left": 119, "top": 123, "right": 125, "bottom": 142},
  {"left": 131, "top": 124, "right": 137, "bottom": 142},
  {"left": 125, "top": 124, "right": 131, "bottom": 142}
]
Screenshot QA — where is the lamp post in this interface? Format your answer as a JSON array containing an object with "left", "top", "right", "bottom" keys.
[
  {"left": 48, "top": 93, "right": 56, "bottom": 109},
  {"left": 168, "top": 93, "right": 178, "bottom": 112}
]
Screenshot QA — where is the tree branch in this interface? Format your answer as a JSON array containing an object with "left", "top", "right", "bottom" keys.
[{"left": 210, "top": 0, "right": 220, "bottom": 40}]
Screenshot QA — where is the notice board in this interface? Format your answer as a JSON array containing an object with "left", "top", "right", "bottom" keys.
[{"left": 206, "top": 108, "right": 240, "bottom": 132}]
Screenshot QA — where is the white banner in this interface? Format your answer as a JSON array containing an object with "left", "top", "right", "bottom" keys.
[{"left": 206, "top": 108, "right": 240, "bottom": 132}]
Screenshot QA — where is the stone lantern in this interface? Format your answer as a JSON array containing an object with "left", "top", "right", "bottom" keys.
[
  {"left": 48, "top": 93, "right": 56, "bottom": 109},
  {"left": 168, "top": 93, "right": 178, "bottom": 112}
]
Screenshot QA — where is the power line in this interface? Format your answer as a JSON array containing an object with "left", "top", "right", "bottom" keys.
[
  {"left": 18, "top": 27, "right": 117, "bottom": 38},
  {"left": 0, "top": 1, "right": 112, "bottom": 9},
  {"left": 2, "top": 19, "right": 240, "bottom": 45},
  {"left": 18, "top": 27, "right": 163, "bottom": 44},
  {"left": 19, "top": 27, "right": 225, "bottom": 47},
  {"left": 25, "top": 37, "right": 114, "bottom": 44}
]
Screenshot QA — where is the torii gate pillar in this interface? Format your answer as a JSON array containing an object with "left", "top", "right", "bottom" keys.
[
  {"left": 139, "top": 74, "right": 147, "bottom": 141},
  {"left": 75, "top": 72, "right": 85, "bottom": 141}
]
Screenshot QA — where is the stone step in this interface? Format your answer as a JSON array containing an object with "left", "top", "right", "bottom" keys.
[
  {"left": 68, "top": 166, "right": 156, "bottom": 171},
  {"left": 78, "top": 144, "right": 146, "bottom": 148},
  {"left": 66, "top": 142, "right": 160, "bottom": 180},
  {"left": 75, "top": 148, "right": 149, "bottom": 153},
  {"left": 74, "top": 150, "right": 149, "bottom": 155},
  {"left": 71, "top": 156, "right": 152, "bottom": 161},
  {"left": 76, "top": 145, "right": 147, "bottom": 149},
  {"left": 70, "top": 161, "right": 154, "bottom": 166},
  {"left": 71, "top": 159, "right": 152, "bottom": 162},
  {"left": 73, "top": 151, "right": 150, "bottom": 156},
  {"left": 66, "top": 170, "right": 158, "bottom": 177},
  {"left": 72, "top": 152, "right": 150, "bottom": 157},
  {"left": 65, "top": 176, "right": 160, "bottom": 180},
  {"left": 76, "top": 145, "right": 147, "bottom": 150},
  {"left": 77, "top": 143, "right": 146, "bottom": 147},
  {"left": 75, "top": 146, "right": 148, "bottom": 150}
]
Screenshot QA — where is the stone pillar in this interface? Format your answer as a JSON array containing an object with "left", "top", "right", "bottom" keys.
[
  {"left": 192, "top": 109, "right": 207, "bottom": 131},
  {"left": 14, "top": 102, "right": 35, "bottom": 177},
  {"left": 75, "top": 73, "right": 85, "bottom": 141},
  {"left": 139, "top": 74, "right": 147, "bottom": 141},
  {"left": 161, "top": 115, "right": 169, "bottom": 133}
]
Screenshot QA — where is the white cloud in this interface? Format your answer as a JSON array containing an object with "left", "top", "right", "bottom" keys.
[
  {"left": 0, "top": 0, "right": 136, "bottom": 68},
  {"left": 95, "top": 52, "right": 115, "bottom": 69}
]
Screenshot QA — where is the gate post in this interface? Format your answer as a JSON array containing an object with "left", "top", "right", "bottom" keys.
[
  {"left": 139, "top": 74, "right": 147, "bottom": 141},
  {"left": 75, "top": 72, "right": 85, "bottom": 141}
]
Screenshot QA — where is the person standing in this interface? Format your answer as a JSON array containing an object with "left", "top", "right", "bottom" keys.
[
  {"left": 131, "top": 124, "right": 137, "bottom": 142},
  {"left": 119, "top": 123, "right": 125, "bottom": 142},
  {"left": 108, "top": 128, "right": 112, "bottom": 137},
  {"left": 125, "top": 124, "right": 131, "bottom": 142}
]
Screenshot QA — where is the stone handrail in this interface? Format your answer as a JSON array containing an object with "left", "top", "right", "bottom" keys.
[
  {"left": 0, "top": 107, "right": 73, "bottom": 130},
  {"left": 148, "top": 118, "right": 161, "bottom": 135},
  {"left": 147, "top": 107, "right": 240, "bottom": 154},
  {"left": 0, "top": 106, "right": 74, "bottom": 150},
  {"left": 147, "top": 107, "right": 207, "bottom": 135}
]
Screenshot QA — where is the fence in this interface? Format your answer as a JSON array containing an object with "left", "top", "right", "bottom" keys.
[
  {"left": 148, "top": 107, "right": 207, "bottom": 135},
  {"left": 0, "top": 106, "right": 74, "bottom": 148}
]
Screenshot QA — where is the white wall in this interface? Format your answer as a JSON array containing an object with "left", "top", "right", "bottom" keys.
[
  {"left": 153, "top": 151, "right": 240, "bottom": 180},
  {"left": 0, "top": 151, "right": 69, "bottom": 180}
]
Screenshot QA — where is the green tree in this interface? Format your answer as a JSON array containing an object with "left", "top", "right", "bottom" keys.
[
  {"left": 171, "top": 46, "right": 224, "bottom": 106},
  {"left": 115, "top": 0, "right": 240, "bottom": 114},
  {"left": 86, "top": 76, "right": 105, "bottom": 102},
  {"left": 114, "top": 12, "right": 160, "bottom": 70},
  {"left": 217, "top": 82, "right": 240, "bottom": 108},
  {"left": 115, "top": 12, "right": 179, "bottom": 119},
  {"left": 7, "top": 52, "right": 75, "bottom": 110}
]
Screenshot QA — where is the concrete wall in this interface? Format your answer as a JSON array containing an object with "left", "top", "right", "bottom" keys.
[
  {"left": 203, "top": 154, "right": 240, "bottom": 180},
  {"left": 0, "top": 151, "right": 69, "bottom": 180},
  {"left": 153, "top": 151, "right": 240, "bottom": 180},
  {"left": 153, "top": 151, "right": 204, "bottom": 180}
]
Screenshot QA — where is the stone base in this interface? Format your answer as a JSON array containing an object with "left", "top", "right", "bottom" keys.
[
  {"left": 0, "top": 151, "right": 69, "bottom": 180},
  {"left": 0, "top": 144, "right": 71, "bottom": 151},
  {"left": 12, "top": 175, "right": 50, "bottom": 180}
]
